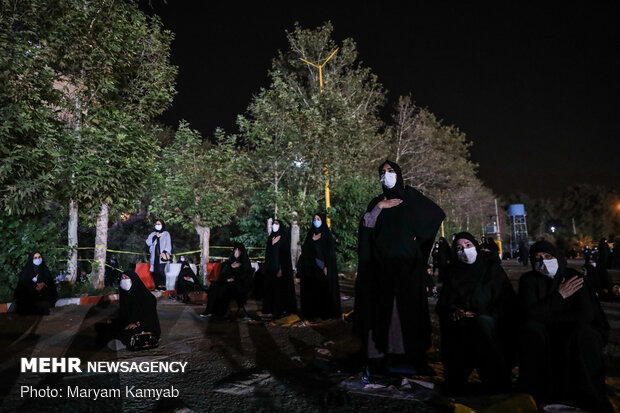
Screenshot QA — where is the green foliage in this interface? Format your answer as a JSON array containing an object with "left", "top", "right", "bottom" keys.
[
  {"left": 150, "top": 122, "right": 247, "bottom": 231},
  {"left": 239, "top": 22, "right": 387, "bottom": 224},
  {"left": 1, "top": 0, "right": 177, "bottom": 215},
  {"left": 0, "top": 213, "right": 66, "bottom": 295},
  {"left": 328, "top": 174, "right": 377, "bottom": 271}
]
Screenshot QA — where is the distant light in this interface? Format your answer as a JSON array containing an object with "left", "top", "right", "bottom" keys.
[{"left": 550, "top": 226, "right": 556, "bottom": 233}]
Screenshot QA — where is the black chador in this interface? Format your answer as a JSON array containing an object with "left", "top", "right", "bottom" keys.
[
  {"left": 436, "top": 232, "right": 516, "bottom": 395},
  {"left": 262, "top": 220, "right": 297, "bottom": 317},
  {"left": 175, "top": 262, "right": 200, "bottom": 302},
  {"left": 204, "top": 243, "right": 253, "bottom": 317},
  {"left": 297, "top": 213, "right": 341, "bottom": 320},
  {"left": 518, "top": 241, "right": 611, "bottom": 413},
  {"left": 354, "top": 160, "right": 445, "bottom": 370},
  {"left": 14, "top": 253, "right": 58, "bottom": 315},
  {"left": 119, "top": 270, "right": 161, "bottom": 345}
]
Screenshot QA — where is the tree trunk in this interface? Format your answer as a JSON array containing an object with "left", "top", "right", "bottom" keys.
[
  {"left": 67, "top": 199, "right": 79, "bottom": 284},
  {"left": 291, "top": 216, "right": 300, "bottom": 269},
  {"left": 195, "top": 224, "right": 210, "bottom": 285},
  {"left": 93, "top": 202, "right": 109, "bottom": 288}
]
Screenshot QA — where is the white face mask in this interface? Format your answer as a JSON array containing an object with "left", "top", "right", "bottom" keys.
[
  {"left": 120, "top": 279, "right": 132, "bottom": 291},
  {"left": 272, "top": 224, "right": 280, "bottom": 233},
  {"left": 380, "top": 171, "right": 397, "bottom": 189},
  {"left": 536, "top": 258, "right": 559, "bottom": 278},
  {"left": 155, "top": 224, "right": 162, "bottom": 231},
  {"left": 457, "top": 246, "right": 478, "bottom": 264}
]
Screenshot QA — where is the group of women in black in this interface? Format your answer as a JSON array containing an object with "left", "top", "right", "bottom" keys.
[
  {"left": 354, "top": 160, "right": 612, "bottom": 412},
  {"left": 12, "top": 160, "right": 614, "bottom": 411}
]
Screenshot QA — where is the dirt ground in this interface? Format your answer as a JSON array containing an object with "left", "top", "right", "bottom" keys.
[{"left": 0, "top": 259, "right": 618, "bottom": 412}]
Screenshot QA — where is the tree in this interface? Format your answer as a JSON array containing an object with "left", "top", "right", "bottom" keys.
[
  {"left": 387, "top": 95, "right": 496, "bottom": 239},
  {"left": 150, "top": 122, "right": 247, "bottom": 280},
  {"left": 238, "top": 22, "right": 387, "bottom": 246},
  {"left": 1, "top": 0, "right": 177, "bottom": 285},
  {"left": 0, "top": 0, "right": 65, "bottom": 215}
]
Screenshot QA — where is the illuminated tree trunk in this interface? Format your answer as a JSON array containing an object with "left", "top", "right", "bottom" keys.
[{"left": 93, "top": 202, "right": 109, "bottom": 288}]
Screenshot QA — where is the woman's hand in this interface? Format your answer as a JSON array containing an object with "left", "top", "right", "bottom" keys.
[
  {"left": 35, "top": 282, "right": 45, "bottom": 291},
  {"left": 558, "top": 276, "right": 584, "bottom": 299},
  {"left": 377, "top": 197, "right": 402, "bottom": 209},
  {"left": 231, "top": 262, "right": 241, "bottom": 268},
  {"left": 272, "top": 235, "right": 281, "bottom": 245},
  {"left": 124, "top": 323, "right": 138, "bottom": 330},
  {"left": 323, "top": 267, "right": 328, "bottom": 276},
  {"left": 312, "top": 233, "right": 321, "bottom": 241},
  {"left": 156, "top": 233, "right": 163, "bottom": 238}
]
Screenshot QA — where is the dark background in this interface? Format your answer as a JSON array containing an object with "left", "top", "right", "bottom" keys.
[{"left": 141, "top": 2, "right": 619, "bottom": 198}]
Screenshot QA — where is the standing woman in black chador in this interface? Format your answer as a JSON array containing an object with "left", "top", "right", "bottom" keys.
[
  {"left": 201, "top": 242, "right": 253, "bottom": 318},
  {"left": 518, "top": 240, "right": 612, "bottom": 413},
  {"left": 354, "top": 160, "right": 445, "bottom": 374},
  {"left": 14, "top": 252, "right": 58, "bottom": 315},
  {"left": 118, "top": 270, "right": 161, "bottom": 346},
  {"left": 297, "top": 213, "right": 341, "bottom": 320},
  {"left": 262, "top": 219, "right": 297, "bottom": 318},
  {"left": 436, "top": 232, "right": 516, "bottom": 395},
  {"left": 146, "top": 219, "right": 172, "bottom": 291}
]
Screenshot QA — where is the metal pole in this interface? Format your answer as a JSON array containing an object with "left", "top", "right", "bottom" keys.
[{"left": 495, "top": 199, "right": 503, "bottom": 258}]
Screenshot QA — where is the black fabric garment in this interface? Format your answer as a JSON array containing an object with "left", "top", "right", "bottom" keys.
[
  {"left": 518, "top": 241, "right": 611, "bottom": 413},
  {"left": 482, "top": 237, "right": 501, "bottom": 264},
  {"left": 297, "top": 213, "right": 341, "bottom": 319},
  {"left": 354, "top": 160, "right": 445, "bottom": 367},
  {"left": 206, "top": 243, "right": 253, "bottom": 316},
  {"left": 611, "top": 239, "right": 620, "bottom": 270},
  {"left": 597, "top": 239, "right": 610, "bottom": 269},
  {"left": 176, "top": 263, "right": 200, "bottom": 300},
  {"left": 119, "top": 270, "right": 160, "bottom": 345},
  {"left": 585, "top": 262, "right": 612, "bottom": 297},
  {"left": 518, "top": 241, "right": 530, "bottom": 266},
  {"left": 104, "top": 258, "right": 121, "bottom": 287},
  {"left": 14, "top": 253, "right": 57, "bottom": 315},
  {"left": 436, "top": 233, "right": 516, "bottom": 394},
  {"left": 262, "top": 221, "right": 297, "bottom": 317},
  {"left": 437, "top": 237, "right": 451, "bottom": 282}
]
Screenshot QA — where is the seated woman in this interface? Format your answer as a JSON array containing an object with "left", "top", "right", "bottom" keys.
[
  {"left": 297, "top": 213, "right": 341, "bottom": 320},
  {"left": 118, "top": 270, "right": 161, "bottom": 348},
  {"left": 201, "top": 243, "right": 253, "bottom": 318},
  {"left": 175, "top": 261, "right": 201, "bottom": 303},
  {"left": 14, "top": 252, "right": 58, "bottom": 315},
  {"left": 436, "top": 232, "right": 515, "bottom": 395},
  {"left": 518, "top": 240, "right": 611, "bottom": 412}
]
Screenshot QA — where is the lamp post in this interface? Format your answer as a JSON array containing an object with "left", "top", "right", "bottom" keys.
[{"left": 300, "top": 49, "right": 339, "bottom": 226}]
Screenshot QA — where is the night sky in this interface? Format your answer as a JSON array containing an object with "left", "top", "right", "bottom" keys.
[{"left": 143, "top": 2, "right": 619, "bottom": 198}]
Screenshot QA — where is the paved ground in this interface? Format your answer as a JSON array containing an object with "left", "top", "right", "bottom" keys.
[{"left": 0, "top": 259, "right": 619, "bottom": 412}]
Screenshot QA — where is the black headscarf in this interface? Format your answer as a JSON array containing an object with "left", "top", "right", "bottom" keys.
[
  {"left": 154, "top": 219, "right": 166, "bottom": 233},
  {"left": 265, "top": 219, "right": 287, "bottom": 272},
  {"left": 119, "top": 269, "right": 160, "bottom": 338},
  {"left": 304, "top": 213, "right": 336, "bottom": 265},
  {"left": 228, "top": 242, "right": 251, "bottom": 268},
  {"left": 19, "top": 252, "right": 54, "bottom": 284},
  {"left": 529, "top": 240, "right": 567, "bottom": 274},
  {"left": 179, "top": 261, "right": 198, "bottom": 280},
  {"left": 450, "top": 232, "right": 479, "bottom": 262},
  {"left": 378, "top": 160, "right": 406, "bottom": 199}
]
